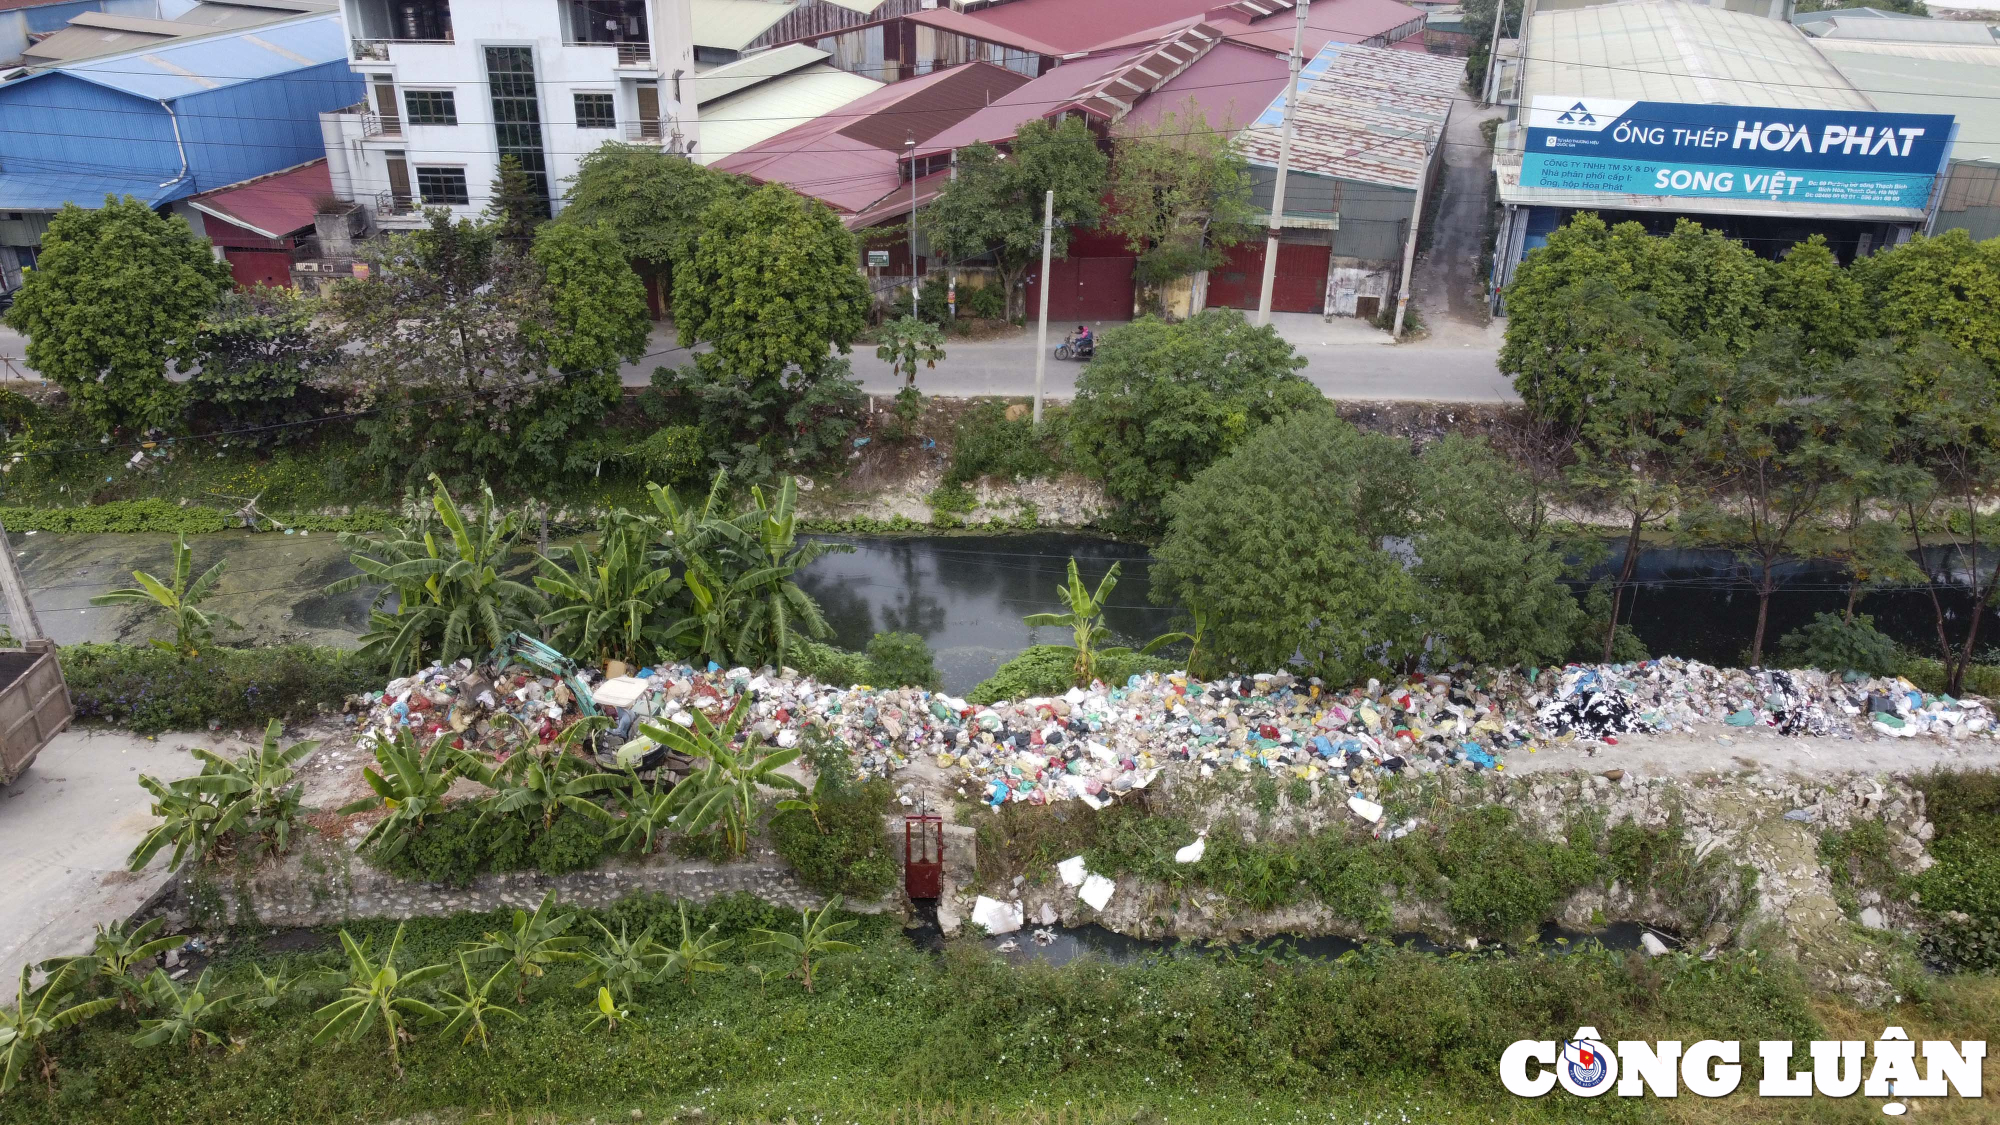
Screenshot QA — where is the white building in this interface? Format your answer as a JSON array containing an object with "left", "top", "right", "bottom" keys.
[{"left": 320, "top": 0, "right": 699, "bottom": 226}]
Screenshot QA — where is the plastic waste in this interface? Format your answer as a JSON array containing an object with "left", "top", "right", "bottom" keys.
[
  {"left": 971, "top": 896, "right": 1023, "bottom": 935},
  {"left": 1079, "top": 873, "right": 1116, "bottom": 912},
  {"left": 1174, "top": 831, "right": 1208, "bottom": 864},
  {"left": 1057, "top": 855, "right": 1088, "bottom": 887}
]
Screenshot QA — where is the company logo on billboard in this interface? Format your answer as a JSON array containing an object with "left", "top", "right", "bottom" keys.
[{"left": 1555, "top": 102, "right": 1597, "bottom": 126}]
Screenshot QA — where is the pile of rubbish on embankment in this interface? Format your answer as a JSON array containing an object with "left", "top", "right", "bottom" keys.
[{"left": 346, "top": 650, "right": 1990, "bottom": 817}]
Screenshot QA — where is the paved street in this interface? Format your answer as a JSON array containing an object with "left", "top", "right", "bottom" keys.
[
  {"left": 622, "top": 314, "right": 1514, "bottom": 402},
  {"left": 0, "top": 729, "right": 215, "bottom": 987}
]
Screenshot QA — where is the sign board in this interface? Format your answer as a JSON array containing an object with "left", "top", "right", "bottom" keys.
[
  {"left": 1521, "top": 96, "right": 1954, "bottom": 209},
  {"left": 867, "top": 249, "right": 890, "bottom": 268}
]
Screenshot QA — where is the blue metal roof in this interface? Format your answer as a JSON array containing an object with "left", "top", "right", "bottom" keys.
[
  {"left": 51, "top": 12, "right": 349, "bottom": 103},
  {"left": 0, "top": 170, "right": 188, "bottom": 210}
]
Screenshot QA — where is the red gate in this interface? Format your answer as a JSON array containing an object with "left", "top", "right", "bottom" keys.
[
  {"left": 904, "top": 813, "right": 943, "bottom": 900},
  {"left": 1024, "top": 255, "right": 1136, "bottom": 322},
  {"left": 1204, "top": 241, "right": 1331, "bottom": 314}
]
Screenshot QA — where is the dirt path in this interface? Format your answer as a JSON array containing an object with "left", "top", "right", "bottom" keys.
[
  {"left": 1409, "top": 100, "right": 1509, "bottom": 346},
  {"left": 1506, "top": 724, "right": 2000, "bottom": 779}
]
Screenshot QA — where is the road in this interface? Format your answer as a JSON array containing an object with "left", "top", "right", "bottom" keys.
[
  {"left": 623, "top": 313, "right": 1514, "bottom": 403},
  {"left": 0, "top": 729, "right": 219, "bottom": 986}
]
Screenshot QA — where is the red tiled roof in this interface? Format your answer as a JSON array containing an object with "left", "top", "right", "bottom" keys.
[
  {"left": 714, "top": 62, "right": 1032, "bottom": 216},
  {"left": 185, "top": 159, "right": 329, "bottom": 239}
]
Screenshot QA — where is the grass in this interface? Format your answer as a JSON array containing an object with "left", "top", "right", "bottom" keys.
[{"left": 0, "top": 893, "right": 1858, "bottom": 1125}]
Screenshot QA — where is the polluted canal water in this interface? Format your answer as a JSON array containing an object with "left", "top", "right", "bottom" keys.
[{"left": 15, "top": 530, "right": 1982, "bottom": 694}]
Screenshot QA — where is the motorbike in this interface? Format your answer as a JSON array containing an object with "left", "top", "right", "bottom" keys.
[{"left": 1054, "top": 333, "right": 1095, "bottom": 361}]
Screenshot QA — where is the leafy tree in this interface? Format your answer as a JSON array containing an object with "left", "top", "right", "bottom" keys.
[
  {"left": 560, "top": 142, "right": 742, "bottom": 294},
  {"left": 583, "top": 985, "right": 632, "bottom": 1033},
  {"left": 1408, "top": 436, "right": 1581, "bottom": 669},
  {"left": 339, "top": 728, "right": 459, "bottom": 860},
  {"left": 1461, "top": 0, "right": 1524, "bottom": 95},
  {"left": 1895, "top": 338, "right": 2000, "bottom": 694},
  {"left": 642, "top": 695, "right": 803, "bottom": 855},
  {"left": 597, "top": 774, "right": 681, "bottom": 855},
  {"left": 486, "top": 154, "right": 546, "bottom": 244},
  {"left": 1775, "top": 613, "right": 1902, "bottom": 677},
  {"left": 1762, "top": 235, "right": 1868, "bottom": 365},
  {"left": 461, "top": 891, "right": 583, "bottom": 1003},
  {"left": 4, "top": 195, "right": 232, "bottom": 432},
  {"left": 1109, "top": 109, "right": 1257, "bottom": 291},
  {"left": 1851, "top": 229, "right": 2000, "bottom": 370},
  {"left": 535, "top": 510, "right": 680, "bottom": 665},
  {"left": 875, "top": 315, "right": 946, "bottom": 392},
  {"left": 89, "top": 534, "right": 236, "bottom": 656},
  {"left": 0, "top": 964, "right": 117, "bottom": 1094},
  {"left": 323, "top": 210, "right": 637, "bottom": 486},
  {"left": 660, "top": 901, "right": 732, "bottom": 990},
  {"left": 670, "top": 184, "right": 870, "bottom": 469},
  {"left": 927, "top": 118, "right": 1109, "bottom": 319},
  {"left": 186, "top": 286, "right": 334, "bottom": 437},
  {"left": 328, "top": 475, "right": 542, "bottom": 673},
  {"left": 750, "top": 896, "right": 859, "bottom": 994},
  {"left": 1500, "top": 214, "right": 1768, "bottom": 423},
  {"left": 131, "top": 969, "right": 238, "bottom": 1053},
  {"left": 1153, "top": 411, "right": 1421, "bottom": 682},
  {"left": 312, "top": 924, "right": 447, "bottom": 1070},
  {"left": 1680, "top": 332, "right": 1898, "bottom": 664},
  {"left": 430, "top": 956, "right": 521, "bottom": 1051},
  {"left": 725, "top": 476, "right": 845, "bottom": 666},
  {"left": 1067, "top": 309, "right": 1320, "bottom": 526}
]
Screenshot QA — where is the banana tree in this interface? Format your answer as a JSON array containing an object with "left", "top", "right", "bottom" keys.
[
  {"left": 459, "top": 890, "right": 584, "bottom": 1003},
  {"left": 126, "top": 774, "right": 226, "bottom": 873},
  {"left": 87, "top": 534, "right": 238, "bottom": 657},
  {"left": 583, "top": 986, "right": 631, "bottom": 1034},
  {"left": 641, "top": 695, "right": 803, "bottom": 856},
  {"left": 185, "top": 720, "right": 317, "bottom": 860},
  {"left": 338, "top": 728, "right": 458, "bottom": 861},
  {"left": 131, "top": 969, "right": 239, "bottom": 1053},
  {"left": 660, "top": 902, "right": 732, "bottom": 990},
  {"left": 457, "top": 746, "right": 613, "bottom": 834},
  {"left": 0, "top": 964, "right": 117, "bottom": 1094},
  {"left": 40, "top": 918, "right": 187, "bottom": 1010},
  {"left": 430, "top": 956, "right": 521, "bottom": 1051},
  {"left": 326, "top": 474, "right": 542, "bottom": 674},
  {"left": 730, "top": 476, "right": 850, "bottom": 667},
  {"left": 574, "top": 919, "right": 668, "bottom": 1006},
  {"left": 592, "top": 775, "right": 681, "bottom": 855},
  {"left": 1023, "top": 558, "right": 1186, "bottom": 687},
  {"left": 312, "top": 925, "right": 447, "bottom": 1070},
  {"left": 749, "top": 896, "right": 858, "bottom": 994},
  {"left": 535, "top": 511, "right": 681, "bottom": 666}
]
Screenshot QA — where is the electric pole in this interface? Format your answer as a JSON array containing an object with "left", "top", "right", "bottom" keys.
[
  {"left": 0, "top": 518, "right": 42, "bottom": 643},
  {"left": 1033, "top": 189, "right": 1053, "bottom": 425},
  {"left": 1255, "top": 0, "right": 1311, "bottom": 326}
]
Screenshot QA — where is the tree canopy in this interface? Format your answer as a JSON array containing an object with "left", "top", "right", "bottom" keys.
[
  {"left": 926, "top": 117, "right": 1109, "bottom": 318},
  {"left": 7, "top": 196, "right": 233, "bottom": 433},
  {"left": 1108, "top": 109, "right": 1257, "bottom": 290},
  {"left": 559, "top": 143, "right": 742, "bottom": 285},
  {"left": 1066, "top": 308, "right": 1320, "bottom": 528}
]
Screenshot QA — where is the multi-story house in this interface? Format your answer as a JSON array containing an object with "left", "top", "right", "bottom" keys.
[{"left": 320, "top": 0, "right": 698, "bottom": 227}]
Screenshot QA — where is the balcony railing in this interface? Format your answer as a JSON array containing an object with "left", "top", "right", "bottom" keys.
[
  {"left": 359, "top": 111, "right": 400, "bottom": 139},
  {"left": 565, "top": 40, "right": 651, "bottom": 65},
  {"left": 374, "top": 190, "right": 417, "bottom": 217},
  {"left": 351, "top": 37, "right": 452, "bottom": 62},
  {"left": 621, "top": 119, "right": 689, "bottom": 153}
]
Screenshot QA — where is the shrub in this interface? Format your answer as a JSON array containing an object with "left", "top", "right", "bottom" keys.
[
  {"left": 61, "top": 643, "right": 383, "bottom": 734},
  {"left": 371, "top": 804, "right": 611, "bottom": 885},
  {"left": 790, "top": 640, "right": 872, "bottom": 686},
  {"left": 1912, "top": 770, "right": 2000, "bottom": 970},
  {"left": 770, "top": 778, "right": 897, "bottom": 899},
  {"left": 865, "top": 631, "right": 941, "bottom": 689},
  {"left": 1438, "top": 806, "right": 1601, "bottom": 940},
  {"left": 968, "top": 644, "right": 1174, "bottom": 704},
  {"left": 944, "top": 401, "right": 1065, "bottom": 487},
  {"left": 0, "top": 500, "right": 229, "bottom": 535},
  {"left": 959, "top": 281, "right": 1006, "bottom": 320},
  {"left": 628, "top": 424, "right": 708, "bottom": 485},
  {"left": 1774, "top": 612, "right": 1902, "bottom": 676}
]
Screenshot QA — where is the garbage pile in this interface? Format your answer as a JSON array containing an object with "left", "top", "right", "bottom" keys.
[{"left": 345, "top": 655, "right": 1991, "bottom": 812}]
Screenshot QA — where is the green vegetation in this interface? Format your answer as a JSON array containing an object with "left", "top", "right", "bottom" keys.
[
  {"left": 125, "top": 720, "right": 316, "bottom": 872},
  {"left": 968, "top": 645, "right": 1174, "bottom": 705},
  {"left": 942, "top": 400, "right": 1068, "bottom": 488},
  {"left": 1021, "top": 558, "right": 1186, "bottom": 687},
  {"left": 60, "top": 643, "right": 382, "bottom": 735},
  {"left": 769, "top": 778, "right": 897, "bottom": 900},
  {"left": 1067, "top": 308, "right": 1320, "bottom": 528},
  {"left": 0, "top": 891, "right": 1842, "bottom": 1123},
  {"left": 5, "top": 196, "right": 233, "bottom": 432},
  {"left": 1776, "top": 613, "right": 1903, "bottom": 677},
  {"left": 88, "top": 534, "right": 236, "bottom": 657},
  {"left": 1107, "top": 111, "right": 1256, "bottom": 291},
  {"left": 1912, "top": 770, "right": 2000, "bottom": 970}
]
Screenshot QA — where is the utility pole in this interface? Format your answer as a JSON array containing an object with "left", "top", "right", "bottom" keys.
[
  {"left": 1483, "top": 0, "right": 1511, "bottom": 106},
  {"left": 906, "top": 134, "right": 920, "bottom": 316},
  {"left": 0, "top": 518, "right": 42, "bottom": 643},
  {"left": 1255, "top": 0, "right": 1310, "bottom": 326},
  {"left": 1032, "top": 189, "right": 1053, "bottom": 425},
  {"left": 1392, "top": 112, "right": 1444, "bottom": 340}
]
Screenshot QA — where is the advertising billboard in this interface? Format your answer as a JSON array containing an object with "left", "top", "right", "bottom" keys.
[{"left": 1520, "top": 96, "right": 1955, "bottom": 209}]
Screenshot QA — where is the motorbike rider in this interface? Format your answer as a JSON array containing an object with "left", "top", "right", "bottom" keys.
[{"left": 1074, "top": 324, "right": 1092, "bottom": 352}]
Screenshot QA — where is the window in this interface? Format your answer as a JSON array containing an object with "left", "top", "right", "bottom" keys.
[
  {"left": 485, "top": 46, "right": 550, "bottom": 214},
  {"left": 415, "top": 166, "right": 469, "bottom": 206},
  {"left": 404, "top": 89, "right": 457, "bottom": 126},
  {"left": 574, "top": 92, "right": 615, "bottom": 129}
]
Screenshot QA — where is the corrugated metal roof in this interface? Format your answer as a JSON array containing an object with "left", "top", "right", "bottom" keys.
[
  {"left": 0, "top": 170, "right": 188, "bottom": 209},
  {"left": 1520, "top": 0, "right": 1872, "bottom": 110},
  {"left": 836, "top": 62, "right": 1025, "bottom": 149},
  {"left": 692, "top": 0, "right": 797, "bottom": 52},
  {"left": 695, "top": 63, "right": 882, "bottom": 164},
  {"left": 185, "top": 158, "right": 328, "bottom": 238},
  {"left": 1816, "top": 18, "right": 1998, "bottom": 43},
  {"left": 48, "top": 12, "right": 347, "bottom": 100},
  {"left": 1233, "top": 41, "right": 1458, "bottom": 189},
  {"left": 1814, "top": 40, "right": 2000, "bottom": 166},
  {"left": 1116, "top": 40, "right": 1289, "bottom": 135},
  {"left": 692, "top": 43, "right": 831, "bottom": 105}
]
